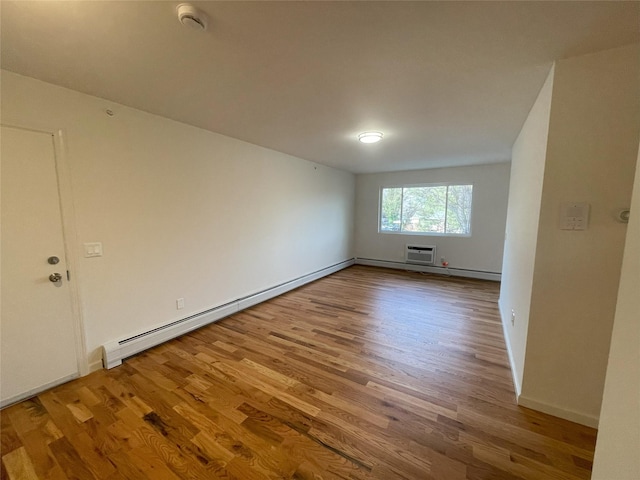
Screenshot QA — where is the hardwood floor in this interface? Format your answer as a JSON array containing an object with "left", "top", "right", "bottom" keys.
[{"left": 1, "top": 265, "right": 597, "bottom": 479}]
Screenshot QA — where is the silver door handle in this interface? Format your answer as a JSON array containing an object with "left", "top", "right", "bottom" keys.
[{"left": 49, "top": 273, "right": 62, "bottom": 283}]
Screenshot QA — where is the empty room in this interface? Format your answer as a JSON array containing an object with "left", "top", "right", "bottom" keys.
[{"left": 1, "top": 1, "right": 639, "bottom": 479}]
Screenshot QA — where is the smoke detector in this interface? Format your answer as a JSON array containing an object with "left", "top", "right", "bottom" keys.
[{"left": 177, "top": 3, "right": 208, "bottom": 31}]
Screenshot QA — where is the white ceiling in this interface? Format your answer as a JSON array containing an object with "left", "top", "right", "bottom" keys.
[{"left": 2, "top": 1, "right": 639, "bottom": 173}]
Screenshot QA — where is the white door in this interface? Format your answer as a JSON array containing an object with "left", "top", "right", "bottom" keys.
[{"left": 1, "top": 125, "right": 79, "bottom": 407}]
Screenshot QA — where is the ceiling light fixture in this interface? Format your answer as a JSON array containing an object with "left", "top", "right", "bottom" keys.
[
  {"left": 358, "top": 131, "right": 383, "bottom": 144},
  {"left": 177, "top": 3, "right": 208, "bottom": 31}
]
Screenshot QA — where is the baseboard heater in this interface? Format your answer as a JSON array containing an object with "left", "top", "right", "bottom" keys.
[
  {"left": 355, "top": 257, "right": 501, "bottom": 282},
  {"left": 102, "top": 258, "right": 354, "bottom": 369}
]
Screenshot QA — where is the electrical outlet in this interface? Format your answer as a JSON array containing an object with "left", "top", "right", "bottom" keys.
[
  {"left": 176, "top": 298, "right": 185, "bottom": 310},
  {"left": 440, "top": 256, "right": 445, "bottom": 263},
  {"left": 511, "top": 309, "right": 516, "bottom": 326}
]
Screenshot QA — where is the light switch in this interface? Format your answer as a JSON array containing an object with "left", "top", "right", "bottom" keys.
[{"left": 84, "top": 242, "right": 103, "bottom": 258}]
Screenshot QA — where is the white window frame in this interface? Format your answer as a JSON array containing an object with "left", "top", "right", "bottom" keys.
[{"left": 378, "top": 183, "right": 473, "bottom": 237}]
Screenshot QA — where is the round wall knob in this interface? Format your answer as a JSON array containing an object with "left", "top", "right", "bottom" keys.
[
  {"left": 48, "top": 256, "right": 60, "bottom": 265},
  {"left": 49, "top": 273, "right": 62, "bottom": 283},
  {"left": 617, "top": 209, "right": 630, "bottom": 223}
]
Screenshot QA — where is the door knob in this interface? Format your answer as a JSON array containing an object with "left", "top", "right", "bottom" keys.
[{"left": 49, "top": 273, "right": 62, "bottom": 283}]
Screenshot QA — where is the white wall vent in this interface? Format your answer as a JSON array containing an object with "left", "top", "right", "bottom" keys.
[{"left": 405, "top": 244, "right": 436, "bottom": 265}]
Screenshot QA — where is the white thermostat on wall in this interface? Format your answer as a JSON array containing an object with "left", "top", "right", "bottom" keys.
[{"left": 560, "top": 202, "right": 590, "bottom": 230}]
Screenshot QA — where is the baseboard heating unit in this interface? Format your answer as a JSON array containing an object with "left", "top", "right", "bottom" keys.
[
  {"left": 355, "top": 257, "right": 501, "bottom": 282},
  {"left": 102, "top": 258, "right": 354, "bottom": 369}
]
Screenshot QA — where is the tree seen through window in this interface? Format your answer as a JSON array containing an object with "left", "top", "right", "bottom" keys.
[{"left": 380, "top": 184, "right": 472, "bottom": 235}]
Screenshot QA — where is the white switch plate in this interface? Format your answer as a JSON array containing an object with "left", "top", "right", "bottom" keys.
[
  {"left": 176, "top": 298, "right": 185, "bottom": 310},
  {"left": 84, "top": 242, "right": 103, "bottom": 257},
  {"left": 560, "top": 202, "right": 590, "bottom": 230}
]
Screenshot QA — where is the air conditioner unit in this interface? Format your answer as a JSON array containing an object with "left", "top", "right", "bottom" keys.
[{"left": 405, "top": 244, "right": 436, "bottom": 265}]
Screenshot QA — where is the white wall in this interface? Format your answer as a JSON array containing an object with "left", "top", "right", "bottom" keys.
[
  {"left": 499, "top": 66, "right": 554, "bottom": 395},
  {"left": 354, "top": 163, "right": 510, "bottom": 274},
  {"left": 1, "top": 71, "right": 355, "bottom": 368},
  {"left": 504, "top": 44, "right": 640, "bottom": 427},
  {"left": 591, "top": 142, "right": 640, "bottom": 479}
]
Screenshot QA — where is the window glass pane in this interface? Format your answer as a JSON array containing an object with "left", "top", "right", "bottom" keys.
[
  {"left": 446, "top": 185, "right": 473, "bottom": 234},
  {"left": 401, "top": 187, "right": 426, "bottom": 232},
  {"left": 379, "top": 184, "right": 472, "bottom": 236},
  {"left": 380, "top": 188, "right": 402, "bottom": 231},
  {"left": 421, "top": 186, "right": 447, "bottom": 233},
  {"left": 402, "top": 186, "right": 446, "bottom": 233}
]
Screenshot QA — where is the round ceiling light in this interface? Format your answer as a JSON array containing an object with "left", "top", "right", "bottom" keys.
[
  {"left": 358, "top": 131, "right": 383, "bottom": 144},
  {"left": 177, "top": 3, "right": 208, "bottom": 31}
]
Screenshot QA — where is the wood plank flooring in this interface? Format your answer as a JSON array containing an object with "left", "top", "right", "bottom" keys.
[{"left": 1, "top": 266, "right": 597, "bottom": 479}]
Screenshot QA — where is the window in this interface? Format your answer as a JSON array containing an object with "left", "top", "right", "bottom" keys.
[{"left": 380, "top": 184, "right": 473, "bottom": 235}]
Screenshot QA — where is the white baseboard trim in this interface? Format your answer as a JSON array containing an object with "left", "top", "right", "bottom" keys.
[
  {"left": 496, "top": 302, "right": 598, "bottom": 428},
  {"left": 237, "top": 259, "right": 353, "bottom": 310},
  {"left": 88, "top": 360, "right": 105, "bottom": 373},
  {"left": 355, "top": 258, "right": 501, "bottom": 282},
  {"left": 0, "top": 373, "right": 79, "bottom": 409},
  {"left": 102, "top": 259, "right": 355, "bottom": 370},
  {"left": 518, "top": 395, "right": 599, "bottom": 428},
  {"left": 498, "top": 299, "right": 521, "bottom": 398}
]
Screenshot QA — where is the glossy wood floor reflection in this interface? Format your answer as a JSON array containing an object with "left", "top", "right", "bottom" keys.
[{"left": 1, "top": 266, "right": 597, "bottom": 480}]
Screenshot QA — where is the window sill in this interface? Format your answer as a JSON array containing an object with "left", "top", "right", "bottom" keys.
[{"left": 378, "top": 230, "right": 471, "bottom": 238}]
